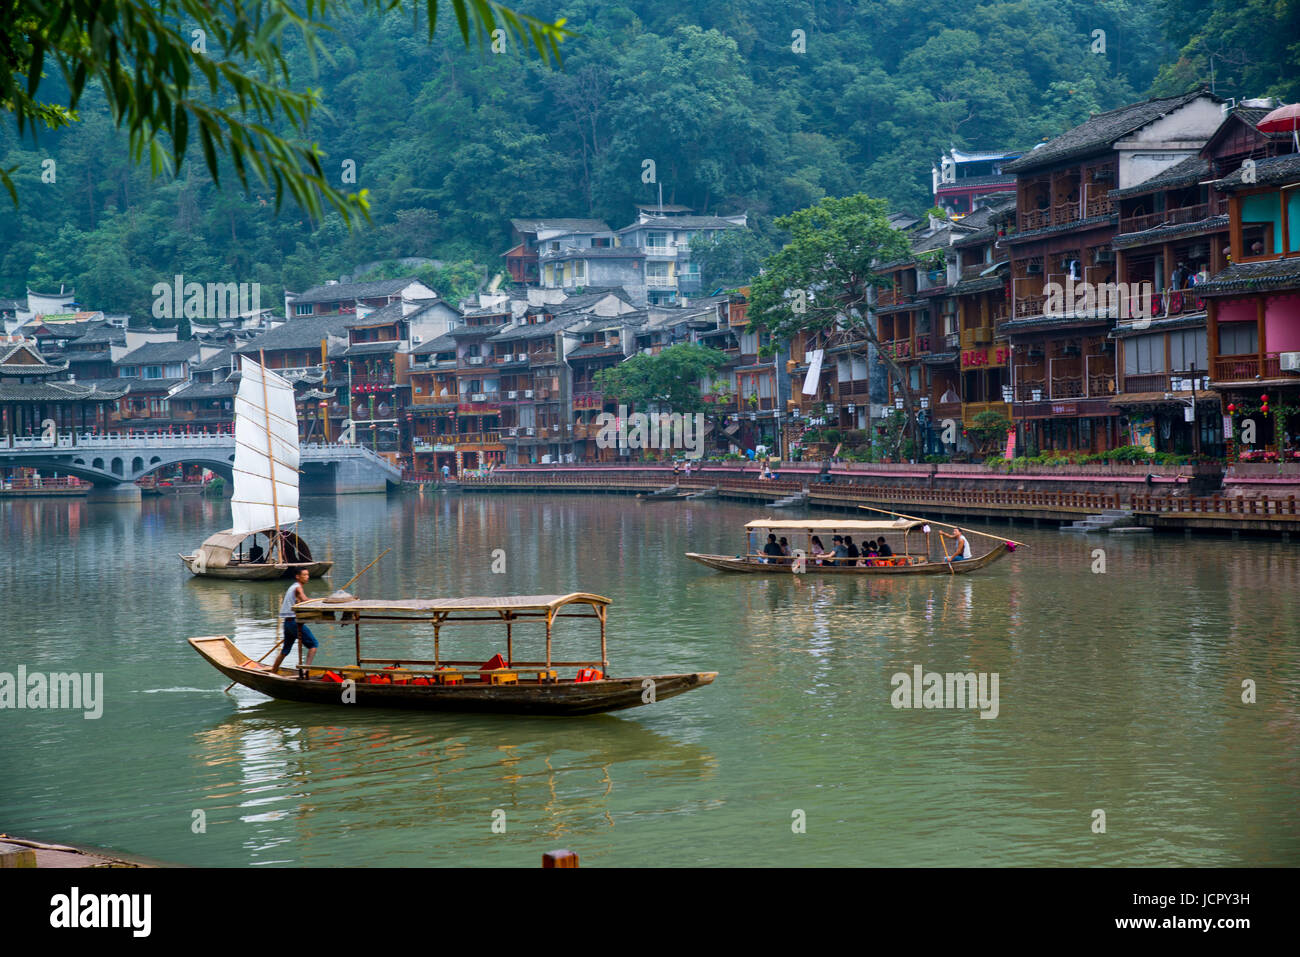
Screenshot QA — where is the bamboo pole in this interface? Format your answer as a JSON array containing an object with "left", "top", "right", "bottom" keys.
[
  {"left": 259, "top": 351, "right": 282, "bottom": 564},
  {"left": 857, "top": 504, "right": 1032, "bottom": 548},
  {"left": 337, "top": 548, "right": 391, "bottom": 593}
]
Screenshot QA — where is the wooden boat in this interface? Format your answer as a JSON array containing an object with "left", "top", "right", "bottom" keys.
[
  {"left": 180, "top": 529, "right": 332, "bottom": 580},
  {"left": 180, "top": 356, "right": 332, "bottom": 580},
  {"left": 685, "top": 518, "right": 1012, "bottom": 576},
  {"left": 189, "top": 592, "right": 717, "bottom": 716}
]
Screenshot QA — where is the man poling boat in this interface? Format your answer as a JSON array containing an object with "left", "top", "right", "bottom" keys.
[
  {"left": 191, "top": 592, "right": 716, "bottom": 716},
  {"left": 179, "top": 354, "right": 332, "bottom": 580}
]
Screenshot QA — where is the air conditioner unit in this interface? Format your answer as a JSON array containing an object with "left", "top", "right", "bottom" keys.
[
  {"left": 507, "top": 390, "right": 518, "bottom": 399},
  {"left": 974, "top": 326, "right": 993, "bottom": 344},
  {"left": 1094, "top": 249, "right": 1115, "bottom": 263},
  {"left": 469, "top": 356, "right": 484, "bottom": 365},
  {"left": 525, "top": 427, "right": 535, "bottom": 436},
  {"left": 1281, "top": 352, "right": 1300, "bottom": 372},
  {"left": 1026, "top": 263, "right": 1043, "bottom": 275},
  {"left": 517, "top": 353, "right": 528, "bottom": 362},
  {"left": 524, "top": 389, "right": 534, "bottom": 398},
  {"left": 471, "top": 393, "right": 487, "bottom": 402},
  {"left": 1093, "top": 168, "right": 1115, "bottom": 182}
]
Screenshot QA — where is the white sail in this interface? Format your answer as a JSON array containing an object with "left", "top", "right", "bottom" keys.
[{"left": 231, "top": 356, "right": 300, "bottom": 536}]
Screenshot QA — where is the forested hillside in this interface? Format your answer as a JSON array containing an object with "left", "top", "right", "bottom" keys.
[{"left": 2, "top": 0, "right": 1294, "bottom": 320}]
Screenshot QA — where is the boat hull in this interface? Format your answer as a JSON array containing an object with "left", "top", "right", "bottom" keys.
[
  {"left": 189, "top": 636, "right": 716, "bottom": 716},
  {"left": 179, "top": 556, "right": 333, "bottom": 579},
  {"left": 685, "top": 543, "right": 1009, "bottom": 575}
]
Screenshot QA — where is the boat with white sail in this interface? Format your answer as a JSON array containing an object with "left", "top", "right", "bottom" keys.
[{"left": 180, "top": 356, "right": 332, "bottom": 580}]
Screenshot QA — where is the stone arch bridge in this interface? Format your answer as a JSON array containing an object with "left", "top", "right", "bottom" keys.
[{"left": 1, "top": 433, "right": 401, "bottom": 496}]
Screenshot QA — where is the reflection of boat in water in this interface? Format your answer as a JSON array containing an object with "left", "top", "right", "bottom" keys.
[
  {"left": 180, "top": 357, "right": 332, "bottom": 580},
  {"left": 687, "top": 519, "right": 1011, "bottom": 576},
  {"left": 190, "top": 592, "right": 717, "bottom": 716}
]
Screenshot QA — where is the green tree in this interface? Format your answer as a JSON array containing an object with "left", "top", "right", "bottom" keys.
[
  {"left": 594, "top": 343, "right": 727, "bottom": 414},
  {"left": 747, "top": 194, "right": 917, "bottom": 437},
  {"left": 689, "top": 228, "right": 774, "bottom": 291}
]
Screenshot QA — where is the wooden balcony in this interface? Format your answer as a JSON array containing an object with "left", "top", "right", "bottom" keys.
[
  {"left": 410, "top": 392, "right": 458, "bottom": 407},
  {"left": 573, "top": 391, "right": 604, "bottom": 410},
  {"left": 1214, "top": 354, "right": 1283, "bottom": 382},
  {"left": 875, "top": 287, "right": 902, "bottom": 308}
]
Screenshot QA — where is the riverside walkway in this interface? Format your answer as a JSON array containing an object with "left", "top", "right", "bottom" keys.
[{"left": 461, "top": 464, "right": 1300, "bottom": 536}]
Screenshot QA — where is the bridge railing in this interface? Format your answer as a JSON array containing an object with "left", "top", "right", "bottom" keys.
[{"left": 5, "top": 430, "right": 233, "bottom": 450}]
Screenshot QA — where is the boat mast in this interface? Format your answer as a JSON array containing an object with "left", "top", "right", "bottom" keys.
[{"left": 259, "top": 349, "right": 282, "bottom": 564}]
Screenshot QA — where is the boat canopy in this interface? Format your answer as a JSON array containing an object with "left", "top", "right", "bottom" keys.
[
  {"left": 744, "top": 519, "right": 923, "bottom": 533},
  {"left": 193, "top": 528, "right": 313, "bottom": 568},
  {"left": 294, "top": 592, "right": 610, "bottom": 621}
]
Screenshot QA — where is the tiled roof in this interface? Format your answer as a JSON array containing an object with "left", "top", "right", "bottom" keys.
[
  {"left": 543, "top": 246, "right": 646, "bottom": 260},
  {"left": 0, "top": 380, "right": 130, "bottom": 401},
  {"left": 949, "top": 275, "right": 1006, "bottom": 296},
  {"left": 192, "top": 348, "right": 233, "bottom": 372},
  {"left": 1214, "top": 152, "right": 1300, "bottom": 191},
  {"left": 0, "top": 361, "right": 67, "bottom": 376},
  {"left": 408, "top": 331, "right": 459, "bottom": 356},
  {"left": 936, "top": 174, "right": 1016, "bottom": 190},
  {"left": 113, "top": 376, "right": 188, "bottom": 393},
  {"left": 235, "top": 313, "right": 361, "bottom": 354},
  {"left": 1196, "top": 257, "right": 1300, "bottom": 294},
  {"left": 567, "top": 343, "right": 625, "bottom": 359},
  {"left": 290, "top": 277, "right": 429, "bottom": 305},
  {"left": 1004, "top": 91, "right": 1212, "bottom": 172},
  {"left": 74, "top": 321, "right": 126, "bottom": 345},
  {"left": 619, "top": 215, "right": 745, "bottom": 232},
  {"left": 170, "top": 380, "right": 238, "bottom": 400},
  {"left": 115, "top": 340, "right": 201, "bottom": 366},
  {"left": 512, "top": 218, "right": 611, "bottom": 234},
  {"left": 340, "top": 339, "right": 402, "bottom": 357},
  {"left": 1109, "top": 155, "right": 1209, "bottom": 198},
  {"left": 999, "top": 312, "right": 1112, "bottom": 333}
]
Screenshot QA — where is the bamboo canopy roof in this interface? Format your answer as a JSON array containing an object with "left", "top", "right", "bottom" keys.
[
  {"left": 744, "top": 519, "right": 922, "bottom": 533},
  {"left": 294, "top": 592, "right": 611, "bottom": 619}
]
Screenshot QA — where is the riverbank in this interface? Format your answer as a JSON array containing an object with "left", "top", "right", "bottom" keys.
[
  {"left": 0, "top": 833, "right": 159, "bottom": 868},
  {"left": 460, "top": 462, "right": 1300, "bottom": 537}
]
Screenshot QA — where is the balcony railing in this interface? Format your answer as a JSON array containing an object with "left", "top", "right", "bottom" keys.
[
  {"left": 875, "top": 287, "right": 901, "bottom": 308},
  {"left": 645, "top": 275, "right": 676, "bottom": 288},
  {"left": 1119, "top": 203, "right": 1211, "bottom": 234},
  {"left": 883, "top": 339, "right": 912, "bottom": 359},
  {"left": 351, "top": 374, "right": 395, "bottom": 389},
  {"left": 1214, "top": 354, "right": 1282, "bottom": 382},
  {"left": 410, "top": 392, "right": 457, "bottom": 406}
]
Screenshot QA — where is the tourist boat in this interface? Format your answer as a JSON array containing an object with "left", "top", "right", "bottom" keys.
[
  {"left": 180, "top": 356, "right": 332, "bottom": 580},
  {"left": 685, "top": 518, "right": 1012, "bottom": 575},
  {"left": 189, "top": 592, "right": 717, "bottom": 715}
]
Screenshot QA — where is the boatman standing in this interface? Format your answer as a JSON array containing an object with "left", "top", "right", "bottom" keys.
[{"left": 270, "top": 568, "right": 318, "bottom": 672}]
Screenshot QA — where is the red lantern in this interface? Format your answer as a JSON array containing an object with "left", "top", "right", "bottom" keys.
[
  {"left": 1262, "top": 405, "right": 1270, "bottom": 415},
  {"left": 1227, "top": 404, "right": 1236, "bottom": 413},
  {"left": 1260, "top": 394, "right": 1269, "bottom": 404}
]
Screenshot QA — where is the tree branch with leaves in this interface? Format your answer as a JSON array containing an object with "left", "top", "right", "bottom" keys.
[
  {"left": 1, "top": 0, "right": 570, "bottom": 216},
  {"left": 747, "top": 194, "right": 918, "bottom": 454}
]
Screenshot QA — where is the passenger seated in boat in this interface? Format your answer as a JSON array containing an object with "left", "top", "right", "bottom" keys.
[
  {"left": 779, "top": 537, "right": 792, "bottom": 561},
  {"left": 831, "top": 536, "right": 849, "bottom": 565},
  {"left": 876, "top": 537, "right": 893, "bottom": 557},
  {"left": 862, "top": 541, "right": 878, "bottom": 565},
  {"left": 810, "top": 536, "right": 831, "bottom": 565},
  {"left": 844, "top": 537, "right": 860, "bottom": 564},
  {"left": 761, "top": 534, "right": 784, "bottom": 563},
  {"left": 247, "top": 540, "right": 265, "bottom": 564}
]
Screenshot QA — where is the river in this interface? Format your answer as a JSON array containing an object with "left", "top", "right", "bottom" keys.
[{"left": 1, "top": 490, "right": 1297, "bottom": 866}]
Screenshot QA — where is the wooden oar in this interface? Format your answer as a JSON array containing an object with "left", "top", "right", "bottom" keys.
[
  {"left": 858, "top": 504, "right": 1032, "bottom": 549},
  {"left": 938, "top": 531, "right": 955, "bottom": 575}
]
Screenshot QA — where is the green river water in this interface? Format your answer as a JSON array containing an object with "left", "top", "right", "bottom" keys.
[{"left": 1, "top": 490, "right": 1297, "bottom": 866}]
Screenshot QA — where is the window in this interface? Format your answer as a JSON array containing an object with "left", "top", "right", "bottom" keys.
[
  {"left": 574, "top": 260, "right": 586, "bottom": 281},
  {"left": 295, "top": 303, "right": 313, "bottom": 316},
  {"left": 646, "top": 231, "right": 668, "bottom": 250},
  {"left": 1240, "top": 192, "right": 1280, "bottom": 258},
  {"left": 1169, "top": 329, "right": 1207, "bottom": 371},
  {"left": 1218, "top": 322, "right": 1258, "bottom": 356},
  {"left": 1124, "top": 334, "right": 1165, "bottom": 375},
  {"left": 144, "top": 365, "right": 163, "bottom": 379}
]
